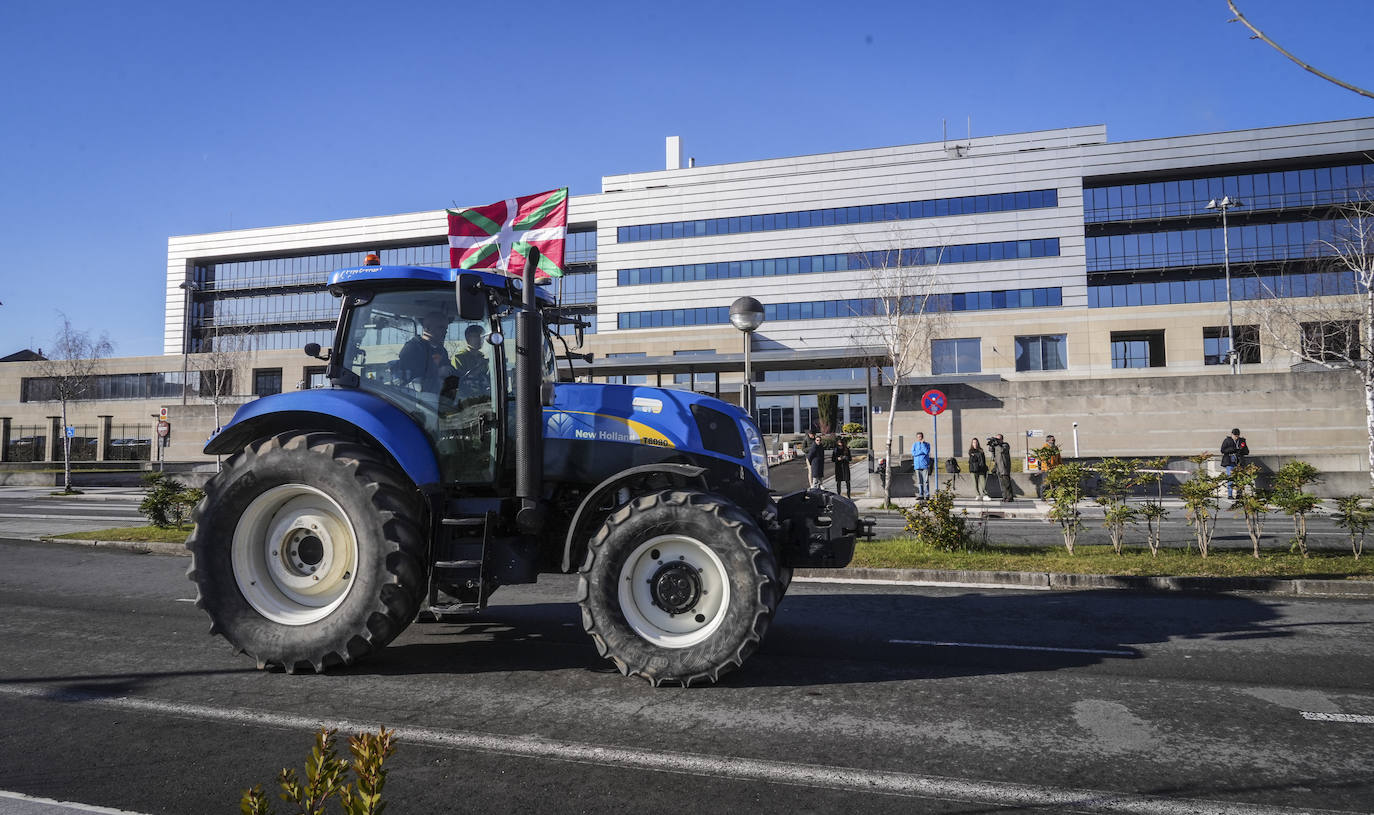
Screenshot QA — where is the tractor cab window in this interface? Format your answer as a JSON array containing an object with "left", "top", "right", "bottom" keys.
[{"left": 341, "top": 289, "right": 500, "bottom": 484}]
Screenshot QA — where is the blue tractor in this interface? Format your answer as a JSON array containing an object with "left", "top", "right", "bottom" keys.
[{"left": 187, "top": 264, "right": 867, "bottom": 685}]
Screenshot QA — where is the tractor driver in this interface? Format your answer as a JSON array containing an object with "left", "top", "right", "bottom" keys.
[
  {"left": 399, "top": 311, "right": 456, "bottom": 393},
  {"left": 453, "top": 324, "right": 491, "bottom": 401}
]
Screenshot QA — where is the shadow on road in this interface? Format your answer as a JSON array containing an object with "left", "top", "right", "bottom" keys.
[{"left": 343, "top": 587, "right": 1305, "bottom": 688}]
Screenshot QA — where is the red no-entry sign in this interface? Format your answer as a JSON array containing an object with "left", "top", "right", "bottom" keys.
[{"left": 921, "top": 389, "right": 946, "bottom": 416}]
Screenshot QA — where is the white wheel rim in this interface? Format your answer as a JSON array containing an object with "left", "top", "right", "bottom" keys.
[
  {"left": 231, "top": 484, "right": 358, "bottom": 625},
  {"left": 618, "top": 534, "right": 731, "bottom": 648}
]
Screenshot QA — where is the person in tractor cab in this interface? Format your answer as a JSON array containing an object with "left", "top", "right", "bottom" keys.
[
  {"left": 453, "top": 324, "right": 489, "bottom": 401},
  {"left": 399, "top": 311, "right": 456, "bottom": 393}
]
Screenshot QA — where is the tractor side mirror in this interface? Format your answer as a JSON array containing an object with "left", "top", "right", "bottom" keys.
[
  {"left": 456, "top": 273, "right": 486, "bottom": 321},
  {"left": 574, "top": 323, "right": 585, "bottom": 349},
  {"left": 304, "top": 342, "right": 330, "bottom": 360}
]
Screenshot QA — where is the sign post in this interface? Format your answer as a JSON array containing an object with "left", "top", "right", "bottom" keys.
[{"left": 921, "top": 389, "right": 947, "bottom": 493}]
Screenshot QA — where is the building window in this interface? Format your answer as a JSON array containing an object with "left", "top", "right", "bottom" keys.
[
  {"left": 932, "top": 338, "right": 981, "bottom": 375},
  {"left": 618, "top": 188, "right": 1058, "bottom": 243},
  {"left": 1015, "top": 335, "right": 1068, "bottom": 371},
  {"left": 1111, "top": 330, "right": 1166, "bottom": 368},
  {"left": 755, "top": 396, "right": 796, "bottom": 436},
  {"left": 253, "top": 368, "right": 283, "bottom": 397},
  {"left": 304, "top": 366, "right": 328, "bottom": 389},
  {"left": 1301, "top": 320, "right": 1363, "bottom": 362},
  {"left": 1203, "top": 326, "right": 1261, "bottom": 365}
]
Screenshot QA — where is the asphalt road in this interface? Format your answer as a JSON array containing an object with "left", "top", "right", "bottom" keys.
[{"left": 2, "top": 539, "right": 1372, "bottom": 814}]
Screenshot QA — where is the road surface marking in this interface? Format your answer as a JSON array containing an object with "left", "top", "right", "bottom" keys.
[
  {"left": 0, "top": 683, "right": 1342, "bottom": 815},
  {"left": 796, "top": 576, "right": 1050, "bottom": 591},
  {"left": 1301, "top": 711, "right": 1374, "bottom": 724},
  {"left": 891, "top": 638, "right": 1135, "bottom": 657},
  {"left": 0, "top": 789, "right": 152, "bottom": 814}
]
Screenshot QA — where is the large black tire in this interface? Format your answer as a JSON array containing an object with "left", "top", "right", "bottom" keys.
[
  {"left": 186, "top": 431, "right": 427, "bottom": 673},
  {"left": 577, "top": 490, "right": 779, "bottom": 687}
]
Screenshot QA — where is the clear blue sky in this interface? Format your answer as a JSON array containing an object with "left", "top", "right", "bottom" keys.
[{"left": 1, "top": 0, "right": 1370, "bottom": 358}]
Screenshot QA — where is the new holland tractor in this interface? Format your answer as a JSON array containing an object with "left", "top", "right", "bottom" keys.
[{"left": 187, "top": 262, "right": 868, "bottom": 686}]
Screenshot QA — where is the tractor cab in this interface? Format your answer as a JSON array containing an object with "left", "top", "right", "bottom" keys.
[{"left": 322, "top": 265, "right": 556, "bottom": 487}]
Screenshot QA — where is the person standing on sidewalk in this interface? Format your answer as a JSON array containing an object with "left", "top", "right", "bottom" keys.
[
  {"left": 910, "top": 432, "right": 932, "bottom": 500},
  {"left": 967, "top": 437, "right": 989, "bottom": 501},
  {"left": 992, "top": 433, "right": 1014, "bottom": 502},
  {"left": 1035, "top": 434, "right": 1063, "bottom": 498},
  {"left": 806, "top": 430, "right": 825, "bottom": 491},
  {"left": 832, "top": 437, "right": 853, "bottom": 498},
  {"left": 1220, "top": 428, "right": 1250, "bottom": 499}
]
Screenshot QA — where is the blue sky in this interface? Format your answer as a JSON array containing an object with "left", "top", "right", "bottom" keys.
[{"left": 1, "top": 0, "right": 1370, "bottom": 357}]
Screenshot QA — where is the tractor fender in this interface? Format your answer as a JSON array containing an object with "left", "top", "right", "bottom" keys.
[
  {"left": 561, "top": 462, "right": 708, "bottom": 573},
  {"left": 203, "top": 389, "right": 441, "bottom": 491}
]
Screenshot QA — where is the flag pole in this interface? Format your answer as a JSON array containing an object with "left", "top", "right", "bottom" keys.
[{"left": 515, "top": 246, "right": 546, "bottom": 534}]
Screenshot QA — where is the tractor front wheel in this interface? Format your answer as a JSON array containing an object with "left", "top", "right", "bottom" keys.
[
  {"left": 577, "top": 490, "right": 779, "bottom": 686},
  {"left": 186, "top": 432, "right": 427, "bottom": 672}
]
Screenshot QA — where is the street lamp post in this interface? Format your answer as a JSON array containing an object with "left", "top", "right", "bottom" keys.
[
  {"left": 1205, "top": 196, "right": 1243, "bottom": 374},
  {"left": 729, "top": 297, "right": 765, "bottom": 418},
  {"left": 179, "top": 279, "right": 201, "bottom": 404}
]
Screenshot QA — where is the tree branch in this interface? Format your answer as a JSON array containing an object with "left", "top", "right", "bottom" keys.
[{"left": 1227, "top": 0, "right": 1374, "bottom": 100}]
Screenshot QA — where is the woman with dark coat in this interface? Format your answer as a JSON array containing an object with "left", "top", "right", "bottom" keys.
[
  {"left": 967, "top": 437, "right": 989, "bottom": 501},
  {"left": 832, "top": 438, "right": 853, "bottom": 498}
]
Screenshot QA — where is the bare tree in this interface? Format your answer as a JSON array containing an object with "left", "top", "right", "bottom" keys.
[
  {"left": 1247, "top": 198, "right": 1374, "bottom": 489},
  {"left": 848, "top": 237, "right": 949, "bottom": 505},
  {"left": 37, "top": 313, "right": 113, "bottom": 492},
  {"left": 189, "top": 323, "right": 256, "bottom": 448},
  {"left": 1226, "top": 1, "right": 1374, "bottom": 100}
]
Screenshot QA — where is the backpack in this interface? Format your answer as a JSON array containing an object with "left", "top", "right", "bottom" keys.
[{"left": 944, "top": 457, "right": 960, "bottom": 474}]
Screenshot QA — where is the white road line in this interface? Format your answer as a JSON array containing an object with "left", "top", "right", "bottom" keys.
[
  {"left": 0, "top": 789, "right": 152, "bottom": 814},
  {"left": 173, "top": 599, "right": 196, "bottom": 603},
  {"left": 1301, "top": 711, "right": 1374, "bottom": 724},
  {"left": 795, "top": 576, "right": 1050, "bottom": 591},
  {"left": 891, "top": 638, "right": 1136, "bottom": 657},
  {"left": 0, "top": 684, "right": 1342, "bottom": 815}
]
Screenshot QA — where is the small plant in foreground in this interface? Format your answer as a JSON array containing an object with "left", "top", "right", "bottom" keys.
[
  {"left": 1094, "top": 457, "right": 1141, "bottom": 555},
  {"left": 241, "top": 726, "right": 396, "bottom": 815},
  {"left": 1332, "top": 494, "right": 1372, "bottom": 560},
  {"left": 1273, "top": 460, "right": 1321, "bottom": 558}
]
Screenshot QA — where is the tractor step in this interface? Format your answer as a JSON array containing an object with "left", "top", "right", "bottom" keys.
[
  {"left": 417, "top": 602, "right": 481, "bottom": 622},
  {"left": 435, "top": 559, "right": 483, "bottom": 570},
  {"left": 426, "top": 511, "right": 494, "bottom": 615},
  {"left": 441, "top": 517, "right": 486, "bottom": 527}
]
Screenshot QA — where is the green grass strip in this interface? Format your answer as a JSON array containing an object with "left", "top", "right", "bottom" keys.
[{"left": 55, "top": 526, "right": 190, "bottom": 544}]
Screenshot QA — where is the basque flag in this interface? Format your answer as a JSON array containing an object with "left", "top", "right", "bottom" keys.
[{"left": 448, "top": 187, "right": 568, "bottom": 280}]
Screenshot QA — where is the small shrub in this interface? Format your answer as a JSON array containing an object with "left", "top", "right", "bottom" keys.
[
  {"left": 1139, "top": 500, "right": 1169, "bottom": 557},
  {"left": 1228, "top": 463, "right": 1271, "bottom": 559},
  {"left": 901, "top": 486, "right": 980, "bottom": 552},
  {"left": 1333, "top": 495, "right": 1373, "bottom": 559},
  {"left": 848, "top": 437, "right": 868, "bottom": 450},
  {"left": 841, "top": 422, "right": 865, "bottom": 435},
  {"left": 241, "top": 727, "right": 396, "bottom": 815},
  {"left": 1043, "top": 461, "right": 1089, "bottom": 554},
  {"left": 1180, "top": 453, "right": 1223, "bottom": 558},
  {"left": 1273, "top": 460, "right": 1321, "bottom": 557}
]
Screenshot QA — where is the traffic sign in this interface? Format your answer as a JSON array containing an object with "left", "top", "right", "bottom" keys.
[
  {"left": 156, "top": 421, "right": 171, "bottom": 438},
  {"left": 921, "top": 389, "right": 946, "bottom": 416},
  {"left": 64, "top": 426, "right": 75, "bottom": 438},
  {"left": 159, "top": 407, "right": 169, "bottom": 420}
]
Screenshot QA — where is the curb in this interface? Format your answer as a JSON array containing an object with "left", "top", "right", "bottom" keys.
[
  {"left": 795, "top": 566, "right": 1374, "bottom": 598},
  {"left": 43, "top": 537, "right": 187, "bottom": 557}
]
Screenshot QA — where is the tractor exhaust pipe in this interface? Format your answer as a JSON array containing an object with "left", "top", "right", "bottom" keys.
[{"left": 515, "top": 246, "right": 546, "bottom": 534}]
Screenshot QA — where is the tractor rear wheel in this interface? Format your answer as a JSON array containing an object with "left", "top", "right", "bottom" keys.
[
  {"left": 577, "top": 490, "right": 779, "bottom": 686},
  {"left": 186, "top": 431, "right": 427, "bottom": 673}
]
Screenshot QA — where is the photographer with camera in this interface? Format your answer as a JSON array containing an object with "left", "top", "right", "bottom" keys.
[{"left": 990, "top": 433, "right": 1014, "bottom": 502}]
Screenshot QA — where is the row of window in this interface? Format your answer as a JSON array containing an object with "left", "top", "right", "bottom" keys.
[
  {"left": 192, "top": 233, "right": 598, "bottom": 295},
  {"left": 616, "top": 189, "right": 1059, "bottom": 244},
  {"left": 617, "top": 238, "right": 1062, "bottom": 287},
  {"left": 196, "top": 290, "right": 338, "bottom": 329},
  {"left": 1084, "top": 162, "right": 1374, "bottom": 223},
  {"left": 617, "top": 287, "right": 1062, "bottom": 331},
  {"left": 1085, "top": 219, "right": 1339, "bottom": 273},
  {"left": 1088, "top": 270, "right": 1361, "bottom": 309},
  {"left": 932, "top": 335, "right": 1069, "bottom": 374},
  {"left": 755, "top": 392, "right": 870, "bottom": 437},
  {"left": 1109, "top": 322, "right": 1361, "bottom": 368},
  {"left": 20, "top": 371, "right": 221, "bottom": 403}
]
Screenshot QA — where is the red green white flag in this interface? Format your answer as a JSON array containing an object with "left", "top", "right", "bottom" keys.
[{"left": 448, "top": 187, "right": 568, "bottom": 280}]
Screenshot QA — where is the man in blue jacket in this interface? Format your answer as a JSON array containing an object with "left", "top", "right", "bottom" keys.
[{"left": 910, "top": 432, "right": 932, "bottom": 499}]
